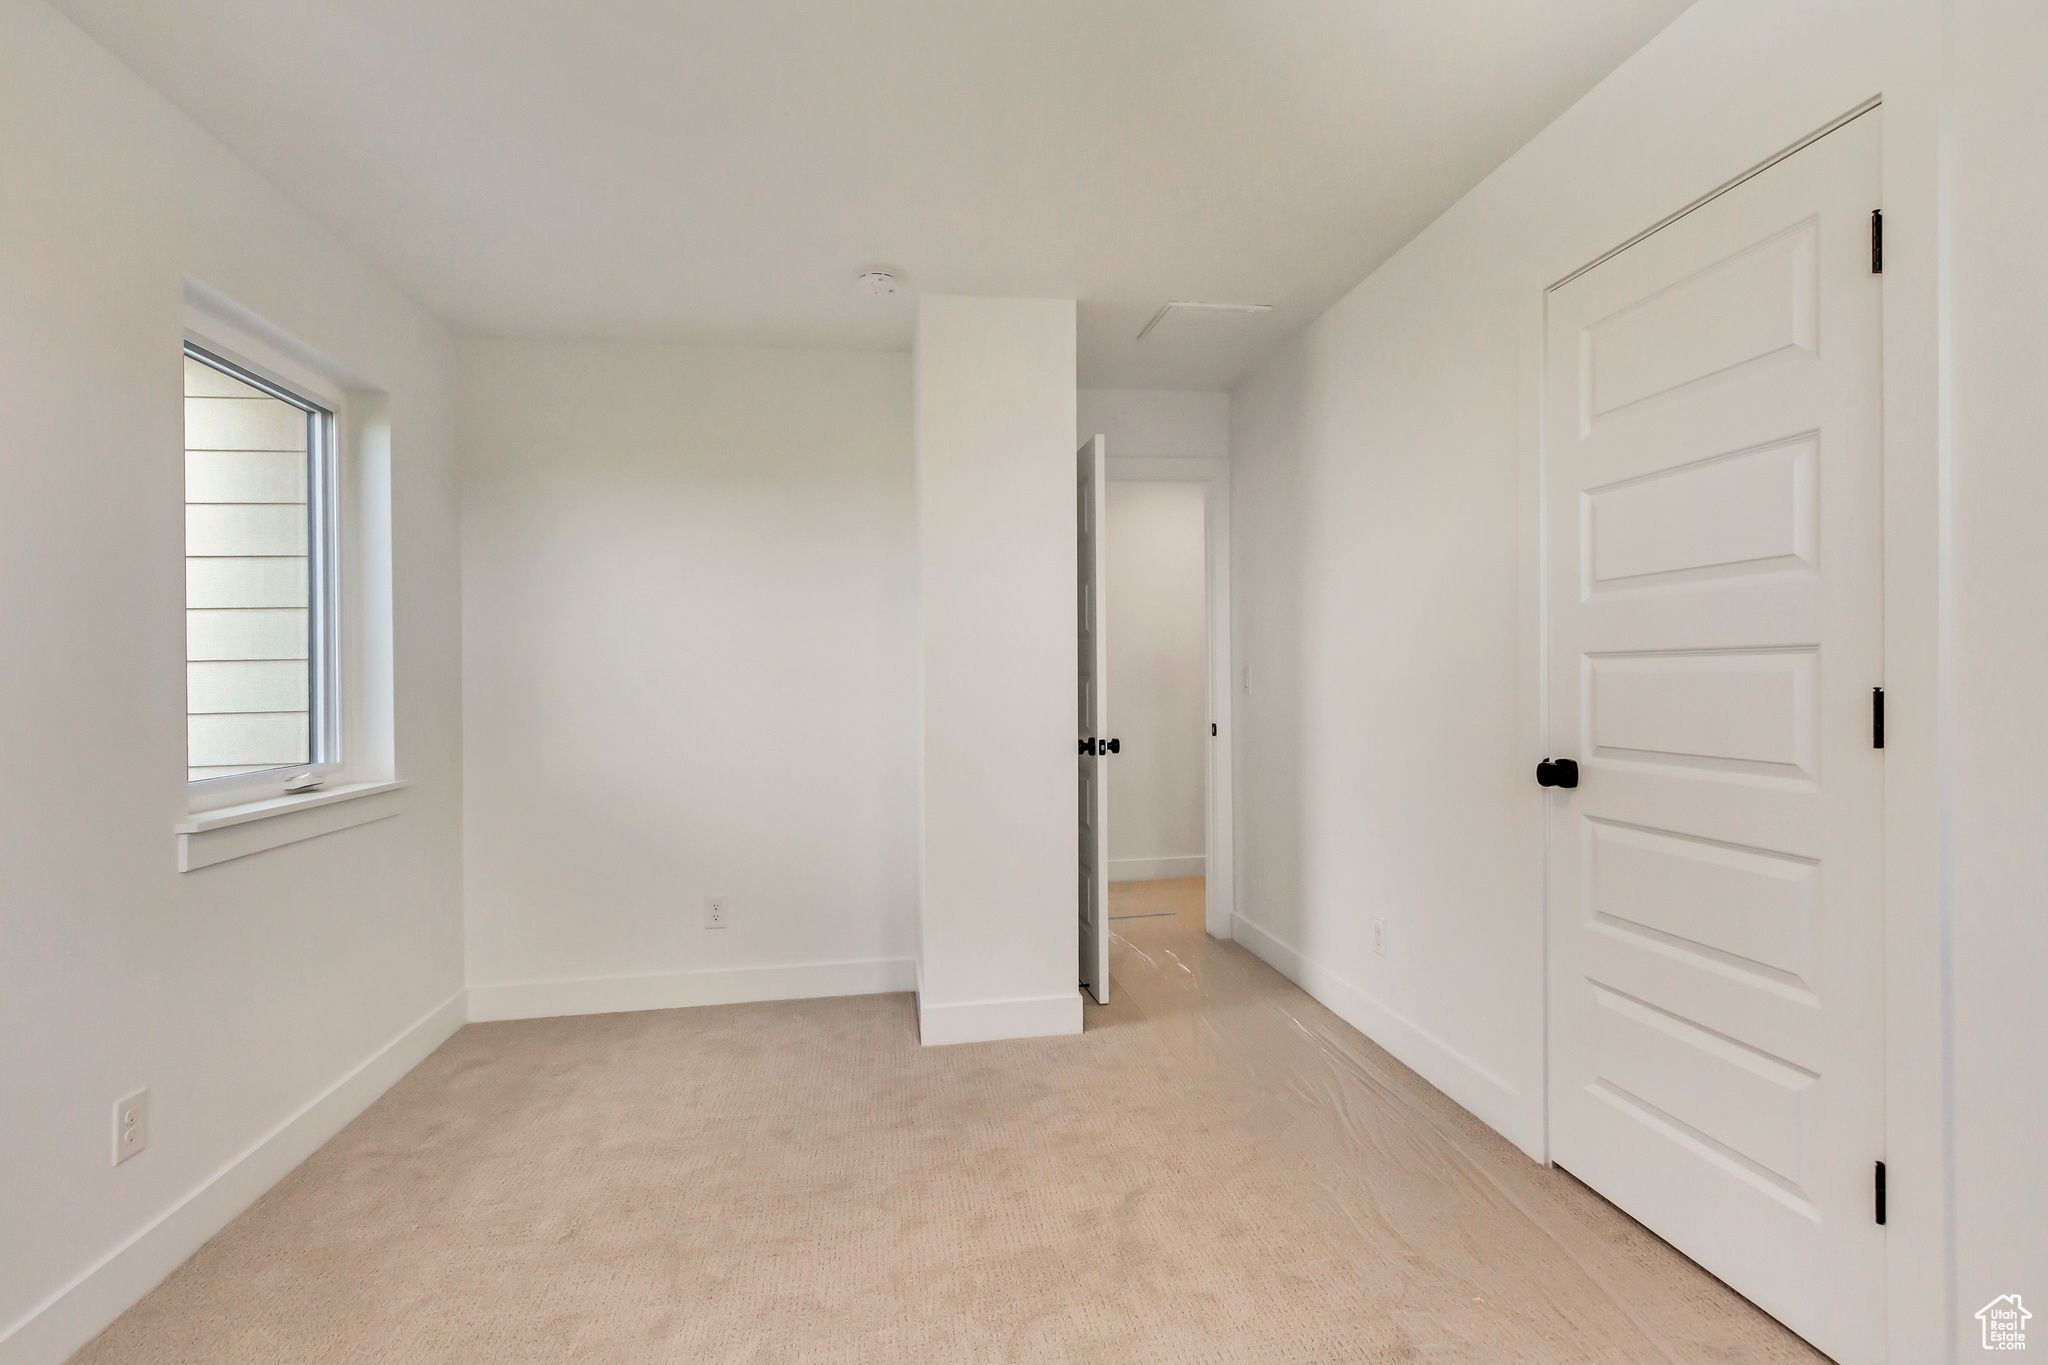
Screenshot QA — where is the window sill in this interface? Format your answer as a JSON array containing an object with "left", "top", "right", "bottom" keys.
[{"left": 176, "top": 779, "right": 409, "bottom": 872}]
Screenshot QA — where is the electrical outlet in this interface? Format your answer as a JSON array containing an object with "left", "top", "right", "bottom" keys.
[
  {"left": 1372, "top": 918, "right": 1387, "bottom": 957},
  {"left": 703, "top": 896, "right": 729, "bottom": 930},
  {"left": 112, "top": 1088, "right": 148, "bottom": 1166}
]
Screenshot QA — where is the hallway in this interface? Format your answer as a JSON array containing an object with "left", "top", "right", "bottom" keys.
[{"left": 75, "top": 879, "right": 1820, "bottom": 1363}]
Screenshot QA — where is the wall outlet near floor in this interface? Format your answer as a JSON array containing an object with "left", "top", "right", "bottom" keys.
[
  {"left": 1372, "top": 918, "right": 1387, "bottom": 957},
  {"left": 112, "top": 1087, "right": 148, "bottom": 1165},
  {"left": 703, "top": 896, "right": 729, "bottom": 929}
]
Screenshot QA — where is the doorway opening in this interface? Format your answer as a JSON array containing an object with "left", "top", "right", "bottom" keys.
[{"left": 1103, "top": 478, "right": 1210, "bottom": 942}]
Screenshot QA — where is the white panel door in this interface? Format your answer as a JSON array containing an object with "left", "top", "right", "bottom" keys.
[
  {"left": 1545, "top": 113, "right": 1884, "bottom": 1363},
  {"left": 1078, "top": 436, "right": 1110, "bottom": 1005}
]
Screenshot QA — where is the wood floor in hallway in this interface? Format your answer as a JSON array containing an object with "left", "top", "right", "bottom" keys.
[{"left": 73, "top": 877, "right": 1823, "bottom": 1363}]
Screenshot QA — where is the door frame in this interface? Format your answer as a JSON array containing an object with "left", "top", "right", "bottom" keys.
[
  {"left": 1527, "top": 92, "right": 1947, "bottom": 1364},
  {"left": 1105, "top": 455, "right": 1236, "bottom": 941}
]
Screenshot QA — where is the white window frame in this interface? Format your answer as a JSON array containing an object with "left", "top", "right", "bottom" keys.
[{"left": 182, "top": 319, "right": 349, "bottom": 814}]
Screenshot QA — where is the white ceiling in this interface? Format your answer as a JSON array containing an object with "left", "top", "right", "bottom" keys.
[{"left": 54, "top": 0, "right": 1694, "bottom": 388}]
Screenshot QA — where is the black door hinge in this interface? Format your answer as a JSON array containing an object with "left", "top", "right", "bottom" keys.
[
  {"left": 1875, "top": 1161, "right": 1887, "bottom": 1224},
  {"left": 1873, "top": 687, "right": 1885, "bottom": 749},
  {"left": 1211, "top": 723, "right": 1218, "bottom": 736},
  {"left": 1871, "top": 210, "right": 1883, "bottom": 274}
]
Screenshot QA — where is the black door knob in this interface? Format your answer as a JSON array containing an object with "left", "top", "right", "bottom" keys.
[
  {"left": 1104, "top": 738, "right": 1120, "bottom": 754},
  {"left": 1536, "top": 758, "right": 1579, "bottom": 789}
]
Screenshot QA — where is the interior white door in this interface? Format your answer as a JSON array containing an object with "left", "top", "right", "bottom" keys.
[
  {"left": 1544, "top": 112, "right": 1884, "bottom": 1363},
  {"left": 1077, "top": 435, "right": 1110, "bottom": 1005}
]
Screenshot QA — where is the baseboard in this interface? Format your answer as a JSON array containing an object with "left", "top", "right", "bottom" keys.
[
  {"left": 1107, "top": 854, "right": 1204, "bottom": 882},
  {"left": 466, "top": 957, "right": 917, "bottom": 1022},
  {"left": 0, "top": 989, "right": 467, "bottom": 1365},
  {"left": 1229, "top": 914, "right": 1540, "bottom": 1158},
  {"left": 917, "top": 990, "right": 1083, "bottom": 1046}
]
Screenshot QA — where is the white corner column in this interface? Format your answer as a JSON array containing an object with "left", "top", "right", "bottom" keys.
[{"left": 914, "top": 296, "right": 1082, "bottom": 1045}]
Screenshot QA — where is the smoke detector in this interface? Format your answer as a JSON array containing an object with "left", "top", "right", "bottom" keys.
[
  {"left": 1136, "top": 300, "right": 1273, "bottom": 341},
  {"left": 857, "top": 271, "right": 901, "bottom": 296}
]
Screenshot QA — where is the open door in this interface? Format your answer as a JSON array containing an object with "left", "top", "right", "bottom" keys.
[
  {"left": 1077, "top": 435, "right": 1110, "bottom": 1004},
  {"left": 1542, "top": 112, "right": 1884, "bottom": 1362}
]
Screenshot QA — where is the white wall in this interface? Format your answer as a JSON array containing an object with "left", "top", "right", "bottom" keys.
[
  {"left": 915, "top": 296, "right": 1081, "bottom": 1044},
  {"left": 1104, "top": 481, "right": 1208, "bottom": 879},
  {"left": 0, "top": 2, "right": 465, "bottom": 1361},
  {"left": 1228, "top": 0, "right": 1965, "bottom": 1357},
  {"left": 459, "top": 341, "right": 918, "bottom": 1018},
  {"left": 1944, "top": 0, "right": 2048, "bottom": 1345},
  {"left": 1078, "top": 388, "right": 1229, "bottom": 461}
]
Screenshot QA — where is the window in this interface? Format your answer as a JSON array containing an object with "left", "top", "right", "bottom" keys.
[{"left": 183, "top": 343, "right": 339, "bottom": 791}]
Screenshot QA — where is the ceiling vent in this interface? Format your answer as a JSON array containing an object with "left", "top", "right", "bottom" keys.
[{"left": 1136, "top": 300, "right": 1273, "bottom": 341}]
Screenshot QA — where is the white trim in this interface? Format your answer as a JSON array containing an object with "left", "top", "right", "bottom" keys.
[
  {"left": 916, "top": 990, "right": 1084, "bottom": 1046},
  {"left": 176, "top": 781, "right": 408, "bottom": 871},
  {"left": 1108, "top": 854, "right": 1204, "bottom": 881},
  {"left": 467, "top": 958, "right": 917, "bottom": 1023},
  {"left": 0, "top": 990, "right": 466, "bottom": 1365},
  {"left": 1874, "top": 48, "right": 1948, "bottom": 1365},
  {"left": 175, "top": 779, "right": 409, "bottom": 833},
  {"left": 1231, "top": 913, "right": 1539, "bottom": 1158},
  {"left": 1104, "top": 455, "right": 1235, "bottom": 940}
]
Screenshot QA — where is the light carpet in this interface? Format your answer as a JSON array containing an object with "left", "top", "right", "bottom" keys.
[{"left": 72, "top": 877, "right": 1823, "bottom": 1363}]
